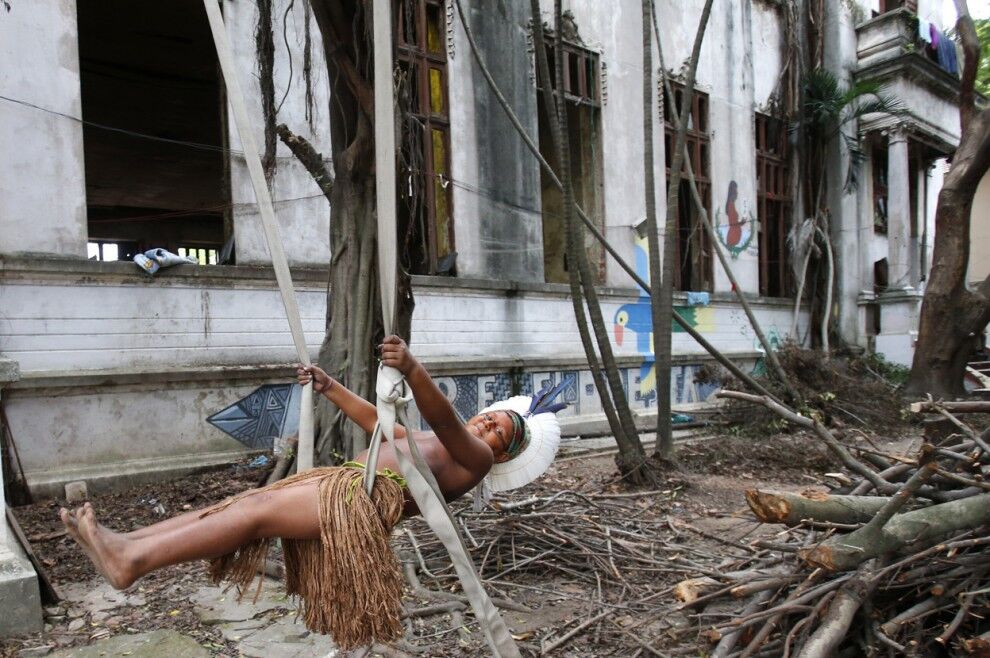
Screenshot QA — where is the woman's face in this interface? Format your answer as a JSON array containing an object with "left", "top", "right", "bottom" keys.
[{"left": 466, "top": 410, "right": 517, "bottom": 463}]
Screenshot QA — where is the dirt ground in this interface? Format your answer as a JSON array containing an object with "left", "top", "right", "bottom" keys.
[{"left": 0, "top": 429, "right": 919, "bottom": 657}]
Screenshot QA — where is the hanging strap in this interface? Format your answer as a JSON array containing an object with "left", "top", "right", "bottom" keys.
[
  {"left": 202, "top": 0, "right": 315, "bottom": 470},
  {"left": 367, "top": 2, "right": 517, "bottom": 655},
  {"left": 372, "top": 366, "right": 521, "bottom": 658}
]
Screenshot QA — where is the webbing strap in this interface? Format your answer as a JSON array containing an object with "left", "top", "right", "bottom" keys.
[
  {"left": 202, "top": 0, "right": 315, "bottom": 470},
  {"left": 373, "top": 366, "right": 521, "bottom": 658}
]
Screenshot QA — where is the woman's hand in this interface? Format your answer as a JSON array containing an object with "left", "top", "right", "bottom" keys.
[
  {"left": 380, "top": 335, "right": 417, "bottom": 375},
  {"left": 297, "top": 364, "right": 334, "bottom": 394}
]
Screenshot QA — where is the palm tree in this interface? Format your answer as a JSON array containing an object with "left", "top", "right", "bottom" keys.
[{"left": 789, "top": 69, "right": 904, "bottom": 352}]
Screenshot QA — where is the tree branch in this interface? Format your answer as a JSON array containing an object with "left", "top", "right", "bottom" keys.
[
  {"left": 952, "top": 0, "right": 979, "bottom": 132},
  {"left": 276, "top": 124, "right": 334, "bottom": 202}
]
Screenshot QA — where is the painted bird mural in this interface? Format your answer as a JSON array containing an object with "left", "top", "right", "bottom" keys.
[
  {"left": 614, "top": 236, "right": 717, "bottom": 402},
  {"left": 614, "top": 299, "right": 657, "bottom": 402}
]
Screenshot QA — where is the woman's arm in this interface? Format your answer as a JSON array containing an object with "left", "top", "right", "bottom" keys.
[
  {"left": 380, "top": 336, "right": 493, "bottom": 472},
  {"left": 296, "top": 365, "right": 407, "bottom": 438}
]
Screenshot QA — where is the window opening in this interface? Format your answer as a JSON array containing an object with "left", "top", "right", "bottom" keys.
[
  {"left": 77, "top": 0, "right": 229, "bottom": 264},
  {"left": 395, "top": 0, "right": 455, "bottom": 275},
  {"left": 755, "top": 113, "right": 793, "bottom": 297},
  {"left": 664, "top": 83, "right": 713, "bottom": 291},
  {"left": 873, "top": 139, "right": 889, "bottom": 235},
  {"left": 536, "top": 36, "right": 605, "bottom": 284}
]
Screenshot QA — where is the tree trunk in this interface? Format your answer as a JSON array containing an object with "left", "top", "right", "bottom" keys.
[
  {"left": 530, "top": 0, "right": 651, "bottom": 483},
  {"left": 746, "top": 490, "right": 893, "bottom": 526},
  {"left": 800, "top": 492, "right": 990, "bottom": 571},
  {"left": 650, "top": 0, "right": 715, "bottom": 459},
  {"left": 300, "top": 1, "right": 413, "bottom": 463},
  {"left": 907, "top": 6, "right": 990, "bottom": 397},
  {"left": 316, "top": 115, "right": 380, "bottom": 461}
]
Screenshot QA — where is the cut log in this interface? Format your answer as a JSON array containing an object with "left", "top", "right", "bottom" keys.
[
  {"left": 910, "top": 401, "right": 990, "bottom": 414},
  {"left": 674, "top": 576, "right": 720, "bottom": 603},
  {"left": 801, "top": 493, "right": 990, "bottom": 571},
  {"left": 746, "top": 490, "right": 892, "bottom": 526},
  {"left": 960, "top": 633, "right": 990, "bottom": 657}
]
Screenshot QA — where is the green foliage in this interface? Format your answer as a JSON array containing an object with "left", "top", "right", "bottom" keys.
[
  {"left": 800, "top": 68, "right": 906, "bottom": 192},
  {"left": 976, "top": 18, "right": 990, "bottom": 98},
  {"left": 862, "top": 351, "right": 911, "bottom": 388}
]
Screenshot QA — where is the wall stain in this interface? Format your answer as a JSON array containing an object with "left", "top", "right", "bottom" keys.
[{"left": 201, "top": 290, "right": 212, "bottom": 340}]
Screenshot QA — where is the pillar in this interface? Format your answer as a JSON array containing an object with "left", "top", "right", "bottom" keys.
[
  {"left": 886, "top": 128, "right": 912, "bottom": 289},
  {"left": 0, "top": 355, "right": 43, "bottom": 636}
]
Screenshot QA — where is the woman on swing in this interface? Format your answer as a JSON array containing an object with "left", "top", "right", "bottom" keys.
[{"left": 60, "top": 335, "right": 564, "bottom": 648}]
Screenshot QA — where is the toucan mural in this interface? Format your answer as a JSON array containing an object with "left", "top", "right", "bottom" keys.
[{"left": 612, "top": 236, "right": 714, "bottom": 403}]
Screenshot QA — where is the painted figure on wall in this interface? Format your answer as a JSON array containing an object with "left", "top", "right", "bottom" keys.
[{"left": 715, "top": 180, "right": 755, "bottom": 258}]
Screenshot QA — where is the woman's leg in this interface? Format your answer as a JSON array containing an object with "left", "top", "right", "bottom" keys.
[
  {"left": 62, "top": 506, "right": 205, "bottom": 541},
  {"left": 61, "top": 480, "right": 323, "bottom": 590}
]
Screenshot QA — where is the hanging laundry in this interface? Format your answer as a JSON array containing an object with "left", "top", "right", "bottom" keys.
[
  {"left": 935, "top": 31, "right": 959, "bottom": 75},
  {"left": 930, "top": 23, "right": 940, "bottom": 50},
  {"left": 918, "top": 17, "right": 932, "bottom": 45}
]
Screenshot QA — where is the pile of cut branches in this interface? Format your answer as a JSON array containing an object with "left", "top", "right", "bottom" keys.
[
  {"left": 719, "top": 343, "right": 909, "bottom": 431},
  {"left": 396, "top": 487, "right": 696, "bottom": 655},
  {"left": 685, "top": 394, "right": 990, "bottom": 657}
]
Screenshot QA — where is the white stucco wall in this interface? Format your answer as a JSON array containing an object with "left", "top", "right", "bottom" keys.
[
  {"left": 0, "top": 265, "right": 326, "bottom": 373},
  {"left": 0, "top": 0, "right": 88, "bottom": 258},
  {"left": 970, "top": 172, "right": 990, "bottom": 285},
  {"left": 224, "top": 0, "right": 333, "bottom": 266},
  {"left": 531, "top": 1, "right": 788, "bottom": 298}
]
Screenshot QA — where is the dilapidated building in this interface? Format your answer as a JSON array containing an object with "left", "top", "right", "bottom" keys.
[{"left": 0, "top": 0, "right": 973, "bottom": 504}]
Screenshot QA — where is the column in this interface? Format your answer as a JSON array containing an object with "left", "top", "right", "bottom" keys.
[
  {"left": 0, "top": 355, "right": 43, "bottom": 637},
  {"left": 0, "top": 357, "right": 16, "bottom": 550},
  {"left": 0, "top": 1, "right": 88, "bottom": 258},
  {"left": 886, "top": 128, "right": 911, "bottom": 288}
]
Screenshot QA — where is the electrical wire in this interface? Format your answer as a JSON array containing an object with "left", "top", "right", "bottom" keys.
[{"left": 0, "top": 93, "right": 237, "bottom": 155}]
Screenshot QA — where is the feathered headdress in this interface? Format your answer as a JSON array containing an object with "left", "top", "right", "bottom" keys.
[{"left": 479, "top": 383, "right": 567, "bottom": 492}]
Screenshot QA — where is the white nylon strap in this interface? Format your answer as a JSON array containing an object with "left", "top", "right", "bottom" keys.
[
  {"left": 367, "top": 0, "right": 517, "bottom": 652},
  {"left": 373, "top": 0, "right": 398, "bottom": 335},
  {"left": 202, "top": 0, "right": 315, "bottom": 470},
  {"left": 371, "top": 365, "right": 520, "bottom": 657}
]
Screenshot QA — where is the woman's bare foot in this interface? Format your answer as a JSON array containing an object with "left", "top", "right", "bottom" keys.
[{"left": 68, "top": 504, "right": 137, "bottom": 590}]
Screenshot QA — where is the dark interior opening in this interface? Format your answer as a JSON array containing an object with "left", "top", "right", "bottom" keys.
[{"left": 78, "top": 0, "right": 228, "bottom": 264}]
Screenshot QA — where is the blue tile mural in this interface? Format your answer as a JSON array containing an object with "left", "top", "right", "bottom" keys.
[{"left": 208, "top": 384, "right": 301, "bottom": 450}]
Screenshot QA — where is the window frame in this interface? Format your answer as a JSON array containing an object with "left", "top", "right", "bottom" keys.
[
  {"left": 755, "top": 112, "right": 793, "bottom": 298},
  {"left": 663, "top": 83, "right": 713, "bottom": 292},
  {"left": 395, "top": 0, "right": 454, "bottom": 275}
]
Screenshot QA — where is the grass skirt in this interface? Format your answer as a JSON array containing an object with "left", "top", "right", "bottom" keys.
[{"left": 201, "top": 465, "right": 405, "bottom": 650}]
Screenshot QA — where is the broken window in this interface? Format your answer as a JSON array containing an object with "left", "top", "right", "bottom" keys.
[
  {"left": 537, "top": 37, "right": 605, "bottom": 285},
  {"left": 664, "top": 84, "right": 713, "bottom": 292},
  {"left": 395, "top": 0, "right": 455, "bottom": 275},
  {"left": 755, "top": 113, "right": 793, "bottom": 297},
  {"left": 78, "top": 0, "right": 229, "bottom": 263}
]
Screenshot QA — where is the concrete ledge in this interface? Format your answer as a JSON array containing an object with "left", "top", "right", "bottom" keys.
[
  {"left": 412, "top": 273, "right": 799, "bottom": 308},
  {"left": 24, "top": 449, "right": 254, "bottom": 500},
  {"left": 0, "top": 540, "right": 43, "bottom": 637},
  {"left": 9, "top": 363, "right": 300, "bottom": 394},
  {"left": 0, "top": 255, "right": 330, "bottom": 287},
  {"left": 9, "top": 352, "right": 763, "bottom": 393},
  {"left": 559, "top": 401, "right": 724, "bottom": 437},
  {"left": 0, "top": 356, "right": 19, "bottom": 385}
]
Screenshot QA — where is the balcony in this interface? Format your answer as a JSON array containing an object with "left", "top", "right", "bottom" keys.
[{"left": 855, "top": 8, "right": 961, "bottom": 151}]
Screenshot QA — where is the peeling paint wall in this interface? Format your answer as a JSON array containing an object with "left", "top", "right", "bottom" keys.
[
  {"left": 0, "top": 0, "right": 88, "bottom": 258},
  {"left": 448, "top": 0, "right": 545, "bottom": 282},
  {"left": 223, "top": 0, "right": 333, "bottom": 266}
]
